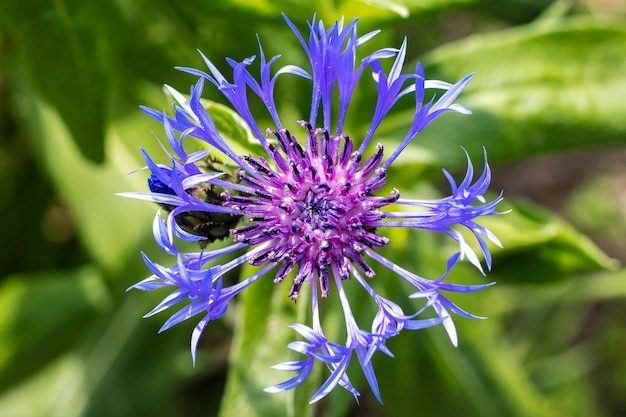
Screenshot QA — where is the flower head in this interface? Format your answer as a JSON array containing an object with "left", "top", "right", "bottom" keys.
[{"left": 121, "top": 14, "right": 504, "bottom": 403}]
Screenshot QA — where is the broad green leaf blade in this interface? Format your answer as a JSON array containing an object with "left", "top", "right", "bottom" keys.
[
  {"left": 484, "top": 268, "right": 626, "bottom": 319},
  {"left": 173, "top": 0, "right": 478, "bottom": 27},
  {"left": 0, "top": 267, "right": 108, "bottom": 392},
  {"left": 1, "top": 0, "right": 121, "bottom": 162},
  {"left": 14, "top": 84, "right": 156, "bottom": 273},
  {"left": 376, "top": 17, "right": 626, "bottom": 168},
  {"left": 483, "top": 199, "right": 617, "bottom": 283},
  {"left": 565, "top": 171, "right": 626, "bottom": 256},
  {"left": 0, "top": 289, "right": 215, "bottom": 417},
  {"left": 219, "top": 265, "right": 317, "bottom": 417},
  {"left": 331, "top": 0, "right": 479, "bottom": 22}
]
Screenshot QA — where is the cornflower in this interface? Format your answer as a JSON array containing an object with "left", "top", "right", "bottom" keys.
[{"left": 121, "top": 14, "right": 504, "bottom": 404}]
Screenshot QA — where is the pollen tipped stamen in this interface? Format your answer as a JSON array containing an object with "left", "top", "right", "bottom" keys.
[
  {"left": 305, "top": 165, "right": 318, "bottom": 181},
  {"left": 229, "top": 195, "right": 258, "bottom": 205},
  {"left": 313, "top": 183, "right": 330, "bottom": 193},
  {"left": 283, "top": 182, "right": 296, "bottom": 192},
  {"left": 362, "top": 143, "right": 384, "bottom": 177},
  {"left": 363, "top": 232, "right": 390, "bottom": 247},
  {"left": 322, "top": 154, "right": 333, "bottom": 174},
  {"left": 242, "top": 231, "right": 277, "bottom": 245},
  {"left": 289, "top": 160, "right": 303, "bottom": 181},
  {"left": 278, "top": 203, "right": 292, "bottom": 213},
  {"left": 361, "top": 210, "right": 385, "bottom": 222},
  {"left": 255, "top": 190, "right": 274, "bottom": 201},
  {"left": 290, "top": 136, "right": 306, "bottom": 160},
  {"left": 275, "top": 257, "right": 297, "bottom": 283},
  {"left": 319, "top": 267, "right": 330, "bottom": 298},
  {"left": 269, "top": 246, "right": 290, "bottom": 262},
  {"left": 289, "top": 282, "right": 302, "bottom": 301},
  {"left": 339, "top": 136, "right": 353, "bottom": 166},
  {"left": 336, "top": 260, "right": 350, "bottom": 281},
  {"left": 243, "top": 156, "right": 271, "bottom": 176},
  {"left": 250, "top": 215, "right": 271, "bottom": 222},
  {"left": 238, "top": 172, "right": 265, "bottom": 189},
  {"left": 321, "top": 130, "right": 331, "bottom": 156},
  {"left": 272, "top": 129, "right": 289, "bottom": 153},
  {"left": 267, "top": 143, "right": 289, "bottom": 172},
  {"left": 251, "top": 250, "right": 271, "bottom": 265},
  {"left": 303, "top": 121, "right": 319, "bottom": 158},
  {"left": 289, "top": 261, "right": 313, "bottom": 301},
  {"left": 369, "top": 189, "right": 400, "bottom": 208},
  {"left": 234, "top": 223, "right": 259, "bottom": 234},
  {"left": 352, "top": 253, "right": 375, "bottom": 278},
  {"left": 362, "top": 168, "right": 387, "bottom": 191},
  {"left": 347, "top": 152, "right": 362, "bottom": 177}
]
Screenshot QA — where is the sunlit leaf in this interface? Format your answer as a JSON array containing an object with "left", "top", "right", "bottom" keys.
[
  {"left": 171, "top": 0, "right": 477, "bottom": 26},
  {"left": 375, "top": 17, "right": 626, "bottom": 168},
  {"left": 483, "top": 199, "right": 617, "bottom": 283}
]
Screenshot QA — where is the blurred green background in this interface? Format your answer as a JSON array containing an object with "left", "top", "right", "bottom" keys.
[{"left": 1, "top": 0, "right": 626, "bottom": 416}]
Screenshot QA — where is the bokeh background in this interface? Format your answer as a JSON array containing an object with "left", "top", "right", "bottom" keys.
[{"left": 1, "top": 0, "right": 626, "bottom": 416}]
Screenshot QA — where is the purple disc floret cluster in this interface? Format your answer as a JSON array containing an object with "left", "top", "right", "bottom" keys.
[{"left": 121, "top": 14, "right": 504, "bottom": 404}]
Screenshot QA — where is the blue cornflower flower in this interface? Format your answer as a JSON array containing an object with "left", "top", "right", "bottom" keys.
[{"left": 120, "top": 14, "right": 504, "bottom": 403}]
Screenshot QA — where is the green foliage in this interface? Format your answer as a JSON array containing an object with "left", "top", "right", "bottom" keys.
[
  {"left": 376, "top": 17, "right": 626, "bottom": 167},
  {"left": 1, "top": 0, "right": 626, "bottom": 416},
  {"left": 487, "top": 199, "right": 617, "bottom": 283},
  {"left": 176, "top": 0, "right": 478, "bottom": 24}
]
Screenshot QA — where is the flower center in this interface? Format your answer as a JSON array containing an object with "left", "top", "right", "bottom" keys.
[
  {"left": 298, "top": 189, "right": 330, "bottom": 228},
  {"left": 226, "top": 122, "right": 399, "bottom": 299}
]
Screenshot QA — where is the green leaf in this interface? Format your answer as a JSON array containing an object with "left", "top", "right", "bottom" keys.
[
  {"left": 13, "top": 83, "right": 157, "bottom": 274},
  {"left": 483, "top": 199, "right": 617, "bottom": 283},
  {"left": 1, "top": 0, "right": 124, "bottom": 162},
  {"left": 327, "top": 0, "right": 479, "bottom": 22},
  {"left": 376, "top": 17, "right": 626, "bottom": 168},
  {"left": 171, "top": 0, "right": 478, "bottom": 27},
  {"left": 0, "top": 289, "right": 214, "bottom": 417},
  {"left": 0, "top": 267, "right": 108, "bottom": 392}
]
